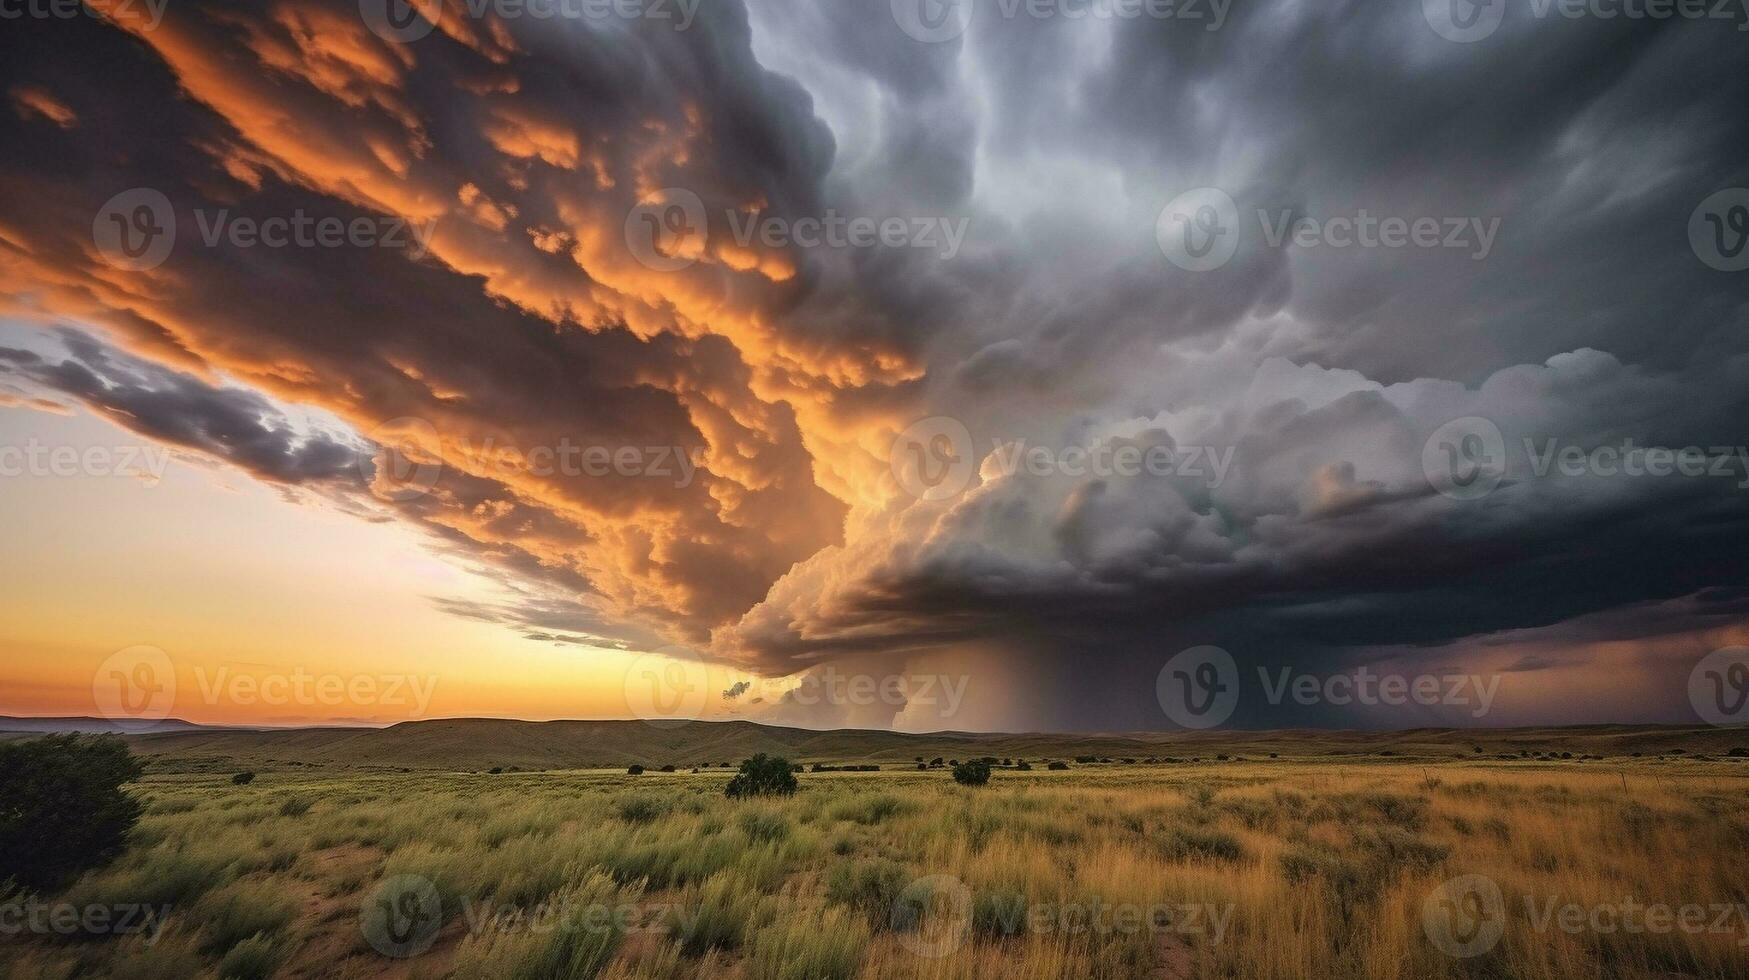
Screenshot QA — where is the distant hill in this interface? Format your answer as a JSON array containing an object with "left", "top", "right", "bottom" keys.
[
  {"left": 0, "top": 716, "right": 223, "bottom": 735},
  {"left": 31, "top": 717, "right": 1740, "bottom": 773}
]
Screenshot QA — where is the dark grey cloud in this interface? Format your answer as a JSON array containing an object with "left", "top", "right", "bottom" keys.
[
  {"left": 0, "top": 329, "right": 362, "bottom": 484},
  {"left": 1, "top": 0, "right": 1746, "bottom": 729}
]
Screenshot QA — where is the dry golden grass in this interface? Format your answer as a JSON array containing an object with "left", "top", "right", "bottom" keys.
[{"left": 4, "top": 759, "right": 1747, "bottom": 979}]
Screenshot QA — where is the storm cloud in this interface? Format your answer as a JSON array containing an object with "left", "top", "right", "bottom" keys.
[{"left": 2, "top": 0, "right": 1746, "bottom": 728}]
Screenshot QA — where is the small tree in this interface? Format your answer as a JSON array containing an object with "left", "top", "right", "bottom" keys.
[
  {"left": 0, "top": 735, "right": 143, "bottom": 892},
  {"left": 952, "top": 759, "right": 992, "bottom": 786},
  {"left": 725, "top": 754, "right": 798, "bottom": 799}
]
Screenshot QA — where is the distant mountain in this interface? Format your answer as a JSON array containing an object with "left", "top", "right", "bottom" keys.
[
  {"left": 0, "top": 716, "right": 223, "bottom": 735},
  {"left": 89, "top": 717, "right": 1749, "bottom": 773}
]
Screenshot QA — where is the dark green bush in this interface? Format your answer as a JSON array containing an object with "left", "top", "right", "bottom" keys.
[
  {"left": 231, "top": 772, "right": 255, "bottom": 786},
  {"left": 0, "top": 734, "right": 143, "bottom": 892},
  {"left": 951, "top": 760, "right": 991, "bottom": 786},
  {"left": 725, "top": 755, "right": 798, "bottom": 799}
]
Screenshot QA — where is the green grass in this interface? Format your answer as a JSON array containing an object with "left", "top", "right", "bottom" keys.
[{"left": 5, "top": 754, "right": 1749, "bottom": 979}]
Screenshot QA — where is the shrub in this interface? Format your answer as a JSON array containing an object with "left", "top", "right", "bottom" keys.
[
  {"left": 627, "top": 764, "right": 645, "bottom": 775},
  {"left": 198, "top": 880, "right": 297, "bottom": 955},
  {"left": 725, "top": 755, "right": 798, "bottom": 799},
  {"left": 738, "top": 809, "right": 791, "bottom": 843},
  {"left": 1159, "top": 826, "right": 1244, "bottom": 863},
  {"left": 232, "top": 772, "right": 256, "bottom": 786},
  {"left": 277, "top": 796, "right": 312, "bottom": 818},
  {"left": 825, "top": 859, "right": 908, "bottom": 922},
  {"left": 0, "top": 734, "right": 143, "bottom": 891},
  {"left": 748, "top": 907, "right": 866, "bottom": 980},
  {"left": 616, "top": 795, "right": 670, "bottom": 824},
  {"left": 451, "top": 875, "right": 622, "bottom": 979},
  {"left": 672, "top": 873, "right": 758, "bottom": 956},
  {"left": 952, "top": 760, "right": 992, "bottom": 786},
  {"left": 659, "top": 764, "right": 676, "bottom": 773},
  {"left": 1353, "top": 826, "right": 1449, "bottom": 871},
  {"left": 1048, "top": 761, "right": 1070, "bottom": 771}
]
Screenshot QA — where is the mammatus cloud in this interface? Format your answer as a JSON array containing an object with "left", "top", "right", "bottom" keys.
[{"left": 1, "top": 0, "right": 1746, "bottom": 728}]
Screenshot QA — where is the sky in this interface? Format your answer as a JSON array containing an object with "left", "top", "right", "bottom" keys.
[{"left": 1, "top": 0, "right": 1747, "bottom": 732}]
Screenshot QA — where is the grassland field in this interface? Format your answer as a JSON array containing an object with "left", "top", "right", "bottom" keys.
[{"left": 4, "top": 749, "right": 1749, "bottom": 979}]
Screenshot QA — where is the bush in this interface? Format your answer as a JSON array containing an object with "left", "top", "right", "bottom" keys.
[
  {"left": 0, "top": 734, "right": 143, "bottom": 891},
  {"left": 748, "top": 907, "right": 866, "bottom": 980},
  {"left": 1159, "top": 826, "right": 1244, "bottom": 863},
  {"left": 725, "top": 755, "right": 798, "bottom": 799},
  {"left": 627, "top": 764, "right": 645, "bottom": 775},
  {"left": 231, "top": 772, "right": 255, "bottom": 786},
  {"left": 451, "top": 874, "right": 622, "bottom": 979},
  {"left": 616, "top": 795, "right": 670, "bottom": 824},
  {"left": 198, "top": 880, "right": 297, "bottom": 956},
  {"left": 1353, "top": 826, "right": 1449, "bottom": 871},
  {"left": 825, "top": 859, "right": 908, "bottom": 922},
  {"left": 1047, "top": 761, "right": 1070, "bottom": 771},
  {"left": 952, "top": 760, "right": 992, "bottom": 786},
  {"left": 738, "top": 809, "right": 791, "bottom": 843},
  {"left": 672, "top": 873, "right": 758, "bottom": 956}
]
